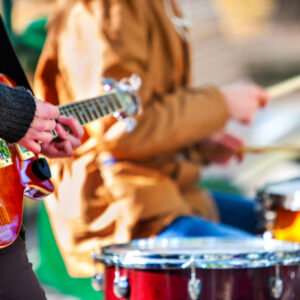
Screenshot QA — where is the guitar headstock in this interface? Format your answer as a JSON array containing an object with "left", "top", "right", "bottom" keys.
[{"left": 102, "top": 74, "right": 141, "bottom": 120}]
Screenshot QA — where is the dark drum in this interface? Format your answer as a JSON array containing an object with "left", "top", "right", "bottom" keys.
[
  {"left": 92, "top": 238, "right": 300, "bottom": 300},
  {"left": 257, "top": 177, "right": 300, "bottom": 242}
]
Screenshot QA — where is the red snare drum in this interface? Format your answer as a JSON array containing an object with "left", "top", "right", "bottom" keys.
[{"left": 92, "top": 238, "right": 300, "bottom": 300}]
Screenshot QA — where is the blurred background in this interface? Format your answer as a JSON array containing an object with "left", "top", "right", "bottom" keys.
[{"left": 2, "top": 0, "right": 300, "bottom": 299}]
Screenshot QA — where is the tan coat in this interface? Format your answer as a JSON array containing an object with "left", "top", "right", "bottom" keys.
[{"left": 34, "top": 0, "right": 229, "bottom": 277}]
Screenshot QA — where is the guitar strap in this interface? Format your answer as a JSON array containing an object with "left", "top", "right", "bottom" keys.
[{"left": 0, "top": 15, "right": 32, "bottom": 91}]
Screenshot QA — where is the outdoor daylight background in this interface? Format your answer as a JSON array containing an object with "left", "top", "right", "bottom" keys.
[{"left": 2, "top": 0, "right": 300, "bottom": 299}]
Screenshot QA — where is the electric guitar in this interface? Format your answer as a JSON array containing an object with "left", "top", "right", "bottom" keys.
[{"left": 0, "top": 73, "right": 139, "bottom": 248}]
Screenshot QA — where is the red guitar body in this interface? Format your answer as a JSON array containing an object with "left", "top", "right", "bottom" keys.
[{"left": 0, "top": 74, "right": 54, "bottom": 248}]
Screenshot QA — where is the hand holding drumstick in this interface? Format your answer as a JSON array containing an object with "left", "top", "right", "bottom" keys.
[
  {"left": 200, "top": 83, "right": 270, "bottom": 164},
  {"left": 198, "top": 132, "right": 244, "bottom": 165},
  {"left": 201, "top": 75, "right": 300, "bottom": 164},
  {"left": 199, "top": 137, "right": 300, "bottom": 165}
]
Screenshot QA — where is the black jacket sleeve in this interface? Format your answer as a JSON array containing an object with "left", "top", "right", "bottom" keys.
[{"left": 0, "top": 82, "right": 36, "bottom": 143}]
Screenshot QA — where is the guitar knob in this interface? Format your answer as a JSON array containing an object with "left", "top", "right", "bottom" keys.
[{"left": 31, "top": 158, "right": 52, "bottom": 180}]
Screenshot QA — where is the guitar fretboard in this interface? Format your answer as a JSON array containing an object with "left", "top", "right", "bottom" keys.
[{"left": 58, "top": 92, "right": 123, "bottom": 125}]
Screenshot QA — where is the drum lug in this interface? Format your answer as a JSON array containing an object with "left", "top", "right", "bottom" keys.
[
  {"left": 188, "top": 278, "right": 202, "bottom": 300},
  {"left": 268, "top": 264, "right": 283, "bottom": 299},
  {"left": 113, "top": 276, "right": 130, "bottom": 298},
  {"left": 268, "top": 277, "right": 283, "bottom": 299},
  {"left": 92, "top": 273, "right": 105, "bottom": 292},
  {"left": 113, "top": 264, "right": 130, "bottom": 298},
  {"left": 188, "top": 262, "right": 202, "bottom": 300}
]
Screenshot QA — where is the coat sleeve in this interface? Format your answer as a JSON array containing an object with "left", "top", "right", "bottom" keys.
[
  {"left": 34, "top": 0, "right": 229, "bottom": 160},
  {"left": 0, "top": 83, "right": 36, "bottom": 143},
  {"left": 96, "top": 0, "right": 230, "bottom": 159},
  {"left": 105, "top": 86, "right": 229, "bottom": 160}
]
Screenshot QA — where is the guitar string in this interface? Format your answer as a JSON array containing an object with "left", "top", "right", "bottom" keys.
[{"left": 58, "top": 93, "right": 123, "bottom": 125}]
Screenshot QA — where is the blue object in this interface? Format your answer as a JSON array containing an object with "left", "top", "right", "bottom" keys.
[
  {"left": 212, "top": 191, "right": 258, "bottom": 234},
  {"left": 159, "top": 192, "right": 257, "bottom": 238}
]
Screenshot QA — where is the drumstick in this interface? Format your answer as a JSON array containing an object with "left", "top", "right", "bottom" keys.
[
  {"left": 232, "top": 76, "right": 300, "bottom": 155},
  {"left": 238, "top": 145, "right": 300, "bottom": 154},
  {"left": 197, "top": 145, "right": 300, "bottom": 159},
  {"left": 267, "top": 74, "right": 300, "bottom": 99}
]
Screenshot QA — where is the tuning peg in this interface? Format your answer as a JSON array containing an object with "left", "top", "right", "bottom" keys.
[
  {"left": 117, "top": 73, "right": 142, "bottom": 93},
  {"left": 113, "top": 112, "right": 136, "bottom": 132},
  {"left": 127, "top": 73, "right": 142, "bottom": 92},
  {"left": 123, "top": 117, "right": 137, "bottom": 132},
  {"left": 102, "top": 78, "right": 116, "bottom": 92},
  {"left": 113, "top": 111, "right": 125, "bottom": 120}
]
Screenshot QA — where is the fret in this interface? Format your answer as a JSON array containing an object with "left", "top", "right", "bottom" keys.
[
  {"left": 112, "top": 94, "right": 123, "bottom": 109},
  {"left": 99, "top": 98, "right": 110, "bottom": 115},
  {"left": 102, "top": 95, "right": 113, "bottom": 115},
  {"left": 60, "top": 105, "right": 82, "bottom": 124},
  {"left": 59, "top": 107, "right": 72, "bottom": 117},
  {"left": 88, "top": 103, "right": 97, "bottom": 121},
  {"left": 69, "top": 103, "right": 84, "bottom": 119},
  {"left": 77, "top": 103, "right": 90, "bottom": 124},
  {"left": 105, "top": 95, "right": 116, "bottom": 112},
  {"left": 57, "top": 91, "right": 134, "bottom": 126},
  {"left": 67, "top": 107, "right": 77, "bottom": 117},
  {"left": 71, "top": 106, "right": 85, "bottom": 125},
  {"left": 90, "top": 100, "right": 104, "bottom": 117},
  {"left": 86, "top": 101, "right": 99, "bottom": 120},
  {"left": 94, "top": 101, "right": 106, "bottom": 117},
  {"left": 80, "top": 102, "right": 93, "bottom": 123}
]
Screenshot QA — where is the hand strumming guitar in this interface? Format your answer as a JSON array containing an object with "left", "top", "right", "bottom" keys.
[{"left": 18, "top": 97, "right": 84, "bottom": 157}]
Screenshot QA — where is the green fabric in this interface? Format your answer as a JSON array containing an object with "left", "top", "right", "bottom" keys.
[
  {"left": 1, "top": 0, "right": 13, "bottom": 36},
  {"left": 19, "top": 18, "right": 47, "bottom": 51},
  {"left": 36, "top": 202, "right": 103, "bottom": 300}
]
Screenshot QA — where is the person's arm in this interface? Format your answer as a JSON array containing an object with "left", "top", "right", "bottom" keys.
[
  {"left": 0, "top": 82, "right": 83, "bottom": 157},
  {"left": 0, "top": 82, "right": 36, "bottom": 143},
  {"left": 196, "top": 131, "right": 244, "bottom": 165},
  {"left": 34, "top": 0, "right": 230, "bottom": 159},
  {"left": 34, "top": 0, "right": 268, "bottom": 161},
  {"left": 106, "top": 86, "right": 230, "bottom": 160}
]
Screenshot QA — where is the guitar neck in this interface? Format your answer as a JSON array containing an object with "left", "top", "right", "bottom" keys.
[
  {"left": 58, "top": 92, "right": 123, "bottom": 125},
  {"left": 50, "top": 92, "right": 126, "bottom": 138}
]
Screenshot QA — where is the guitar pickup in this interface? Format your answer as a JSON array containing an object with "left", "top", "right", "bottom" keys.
[
  {"left": 0, "top": 139, "right": 13, "bottom": 168},
  {"left": 0, "top": 158, "right": 13, "bottom": 168},
  {"left": 15, "top": 145, "right": 35, "bottom": 161}
]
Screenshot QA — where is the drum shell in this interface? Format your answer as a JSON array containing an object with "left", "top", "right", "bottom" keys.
[{"left": 102, "top": 264, "right": 300, "bottom": 300}]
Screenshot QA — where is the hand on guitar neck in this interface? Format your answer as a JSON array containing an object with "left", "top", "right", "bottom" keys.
[{"left": 18, "top": 97, "right": 84, "bottom": 158}]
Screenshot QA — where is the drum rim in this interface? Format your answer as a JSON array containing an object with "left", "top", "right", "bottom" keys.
[{"left": 94, "top": 237, "right": 300, "bottom": 270}]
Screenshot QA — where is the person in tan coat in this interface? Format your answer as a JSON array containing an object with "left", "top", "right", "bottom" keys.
[{"left": 34, "top": 0, "right": 269, "bottom": 277}]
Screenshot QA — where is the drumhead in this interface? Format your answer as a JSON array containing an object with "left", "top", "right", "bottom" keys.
[
  {"left": 259, "top": 177, "right": 300, "bottom": 210},
  {"left": 95, "top": 237, "right": 300, "bottom": 269}
]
